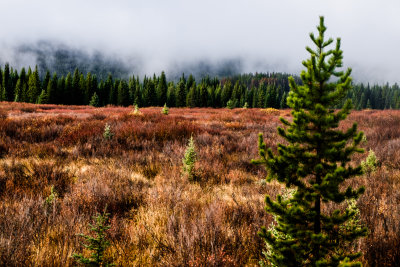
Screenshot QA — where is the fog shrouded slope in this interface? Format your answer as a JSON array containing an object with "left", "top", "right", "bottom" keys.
[
  {"left": 0, "top": 0, "right": 399, "bottom": 83},
  {"left": 0, "top": 41, "right": 248, "bottom": 80},
  {"left": 11, "top": 41, "right": 135, "bottom": 80}
]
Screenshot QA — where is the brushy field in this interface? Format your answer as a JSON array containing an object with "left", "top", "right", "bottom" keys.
[{"left": 0, "top": 102, "right": 399, "bottom": 266}]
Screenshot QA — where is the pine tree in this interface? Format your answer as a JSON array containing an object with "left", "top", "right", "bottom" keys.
[
  {"left": 186, "top": 74, "right": 195, "bottom": 90},
  {"left": 85, "top": 72, "right": 93, "bottom": 105},
  {"left": 214, "top": 85, "right": 222, "bottom": 107},
  {"left": 57, "top": 75, "right": 65, "bottom": 104},
  {"left": 78, "top": 74, "right": 86, "bottom": 105},
  {"left": 89, "top": 92, "right": 100, "bottom": 107},
  {"left": 73, "top": 209, "right": 113, "bottom": 266},
  {"left": 133, "top": 79, "right": 142, "bottom": 107},
  {"left": 199, "top": 83, "right": 209, "bottom": 107},
  {"left": 72, "top": 68, "right": 82, "bottom": 105},
  {"left": 157, "top": 71, "right": 168, "bottom": 106},
  {"left": 182, "top": 135, "right": 197, "bottom": 181},
  {"left": 103, "top": 123, "right": 114, "bottom": 140},
  {"left": 14, "top": 79, "right": 22, "bottom": 102},
  {"left": 207, "top": 85, "right": 215, "bottom": 107},
  {"left": 104, "top": 74, "right": 114, "bottom": 105},
  {"left": 0, "top": 68, "right": 3, "bottom": 101},
  {"left": 257, "top": 85, "right": 266, "bottom": 108},
  {"left": 221, "top": 81, "right": 233, "bottom": 106},
  {"left": 253, "top": 17, "right": 367, "bottom": 266},
  {"left": 176, "top": 79, "right": 187, "bottom": 107},
  {"left": 19, "top": 67, "right": 28, "bottom": 102},
  {"left": 265, "top": 85, "right": 276, "bottom": 108},
  {"left": 91, "top": 75, "right": 98, "bottom": 103},
  {"left": 11, "top": 68, "right": 18, "bottom": 96},
  {"left": 252, "top": 87, "right": 259, "bottom": 108},
  {"left": 117, "top": 80, "right": 130, "bottom": 106},
  {"left": 231, "top": 81, "right": 242, "bottom": 107},
  {"left": 47, "top": 73, "right": 58, "bottom": 104},
  {"left": 27, "top": 66, "right": 41, "bottom": 103},
  {"left": 2, "top": 63, "right": 13, "bottom": 101},
  {"left": 280, "top": 92, "right": 288, "bottom": 109},
  {"left": 143, "top": 78, "right": 156, "bottom": 107},
  {"left": 162, "top": 103, "right": 169, "bottom": 115},
  {"left": 128, "top": 76, "right": 136, "bottom": 104},
  {"left": 42, "top": 70, "right": 51, "bottom": 95},
  {"left": 64, "top": 72, "right": 73, "bottom": 104},
  {"left": 37, "top": 89, "right": 48, "bottom": 104},
  {"left": 186, "top": 86, "right": 196, "bottom": 107},
  {"left": 167, "top": 83, "right": 176, "bottom": 107}
]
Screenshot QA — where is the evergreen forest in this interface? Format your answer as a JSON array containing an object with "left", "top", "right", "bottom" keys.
[{"left": 0, "top": 63, "right": 399, "bottom": 109}]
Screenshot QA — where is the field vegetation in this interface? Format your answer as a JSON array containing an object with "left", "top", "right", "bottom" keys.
[{"left": 0, "top": 102, "right": 399, "bottom": 266}]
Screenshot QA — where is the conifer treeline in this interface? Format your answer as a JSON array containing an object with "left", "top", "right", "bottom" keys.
[{"left": 1, "top": 63, "right": 399, "bottom": 109}]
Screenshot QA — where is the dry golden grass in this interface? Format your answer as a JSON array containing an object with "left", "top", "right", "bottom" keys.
[{"left": 0, "top": 101, "right": 399, "bottom": 266}]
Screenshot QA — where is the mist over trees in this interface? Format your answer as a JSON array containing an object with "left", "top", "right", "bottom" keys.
[
  {"left": 3, "top": 41, "right": 245, "bottom": 82},
  {"left": 12, "top": 42, "right": 133, "bottom": 81},
  {"left": 0, "top": 62, "right": 399, "bottom": 109}
]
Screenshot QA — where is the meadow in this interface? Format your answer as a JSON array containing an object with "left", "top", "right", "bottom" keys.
[{"left": 0, "top": 102, "right": 399, "bottom": 266}]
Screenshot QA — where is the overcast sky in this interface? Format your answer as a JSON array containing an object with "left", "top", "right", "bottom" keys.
[{"left": 0, "top": 0, "right": 399, "bottom": 83}]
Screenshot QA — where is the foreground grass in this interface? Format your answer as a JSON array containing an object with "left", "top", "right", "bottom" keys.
[{"left": 0, "top": 102, "right": 399, "bottom": 266}]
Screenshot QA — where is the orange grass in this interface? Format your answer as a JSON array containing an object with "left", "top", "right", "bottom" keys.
[{"left": 0, "top": 102, "right": 399, "bottom": 266}]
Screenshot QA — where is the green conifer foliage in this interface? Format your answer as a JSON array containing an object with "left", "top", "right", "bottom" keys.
[
  {"left": 14, "top": 79, "right": 22, "bottom": 102},
  {"left": 221, "top": 81, "right": 233, "bottom": 106},
  {"left": 117, "top": 80, "right": 130, "bottom": 106},
  {"left": 186, "top": 74, "right": 195, "bottom": 90},
  {"left": 37, "top": 89, "right": 48, "bottom": 104},
  {"left": 73, "top": 209, "right": 113, "bottom": 266},
  {"left": 47, "top": 73, "right": 58, "bottom": 104},
  {"left": 103, "top": 123, "right": 114, "bottom": 140},
  {"left": 258, "top": 83, "right": 266, "bottom": 108},
  {"left": 42, "top": 70, "right": 51, "bottom": 95},
  {"left": 2, "top": 63, "right": 13, "bottom": 101},
  {"left": 176, "top": 79, "right": 187, "bottom": 107},
  {"left": 57, "top": 75, "right": 66, "bottom": 105},
  {"left": 167, "top": 83, "right": 176, "bottom": 107},
  {"left": 72, "top": 68, "right": 82, "bottom": 105},
  {"left": 226, "top": 99, "right": 235, "bottom": 109},
  {"left": 64, "top": 73, "right": 73, "bottom": 104},
  {"left": 157, "top": 71, "right": 168, "bottom": 106},
  {"left": 27, "top": 66, "right": 41, "bottom": 103},
  {"left": 19, "top": 68, "right": 28, "bottom": 103},
  {"left": 133, "top": 77, "right": 143, "bottom": 107},
  {"left": 182, "top": 136, "right": 197, "bottom": 181},
  {"left": 361, "top": 149, "right": 377, "bottom": 174},
  {"left": 132, "top": 104, "right": 141, "bottom": 115},
  {"left": 105, "top": 75, "right": 116, "bottom": 105},
  {"left": 253, "top": 17, "right": 367, "bottom": 266},
  {"left": 85, "top": 72, "right": 93, "bottom": 105},
  {"left": 162, "top": 103, "right": 169, "bottom": 115},
  {"left": 207, "top": 86, "right": 216, "bottom": 107},
  {"left": 89, "top": 92, "right": 100, "bottom": 107},
  {"left": 186, "top": 86, "right": 196, "bottom": 108},
  {"left": 143, "top": 78, "right": 157, "bottom": 107}
]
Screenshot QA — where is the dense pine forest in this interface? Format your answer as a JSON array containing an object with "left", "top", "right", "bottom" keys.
[{"left": 0, "top": 63, "right": 399, "bottom": 109}]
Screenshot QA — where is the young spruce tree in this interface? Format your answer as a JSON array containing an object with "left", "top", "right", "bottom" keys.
[
  {"left": 73, "top": 208, "right": 113, "bottom": 266},
  {"left": 253, "top": 17, "right": 367, "bottom": 266}
]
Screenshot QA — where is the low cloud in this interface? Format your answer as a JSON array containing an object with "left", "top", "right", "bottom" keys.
[{"left": 0, "top": 0, "right": 399, "bottom": 83}]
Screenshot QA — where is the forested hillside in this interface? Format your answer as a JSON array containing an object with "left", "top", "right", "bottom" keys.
[{"left": 0, "top": 63, "right": 399, "bottom": 109}]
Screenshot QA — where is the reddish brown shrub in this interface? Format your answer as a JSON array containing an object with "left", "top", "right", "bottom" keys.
[
  {"left": 0, "top": 102, "right": 398, "bottom": 266},
  {"left": 0, "top": 159, "right": 74, "bottom": 199}
]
